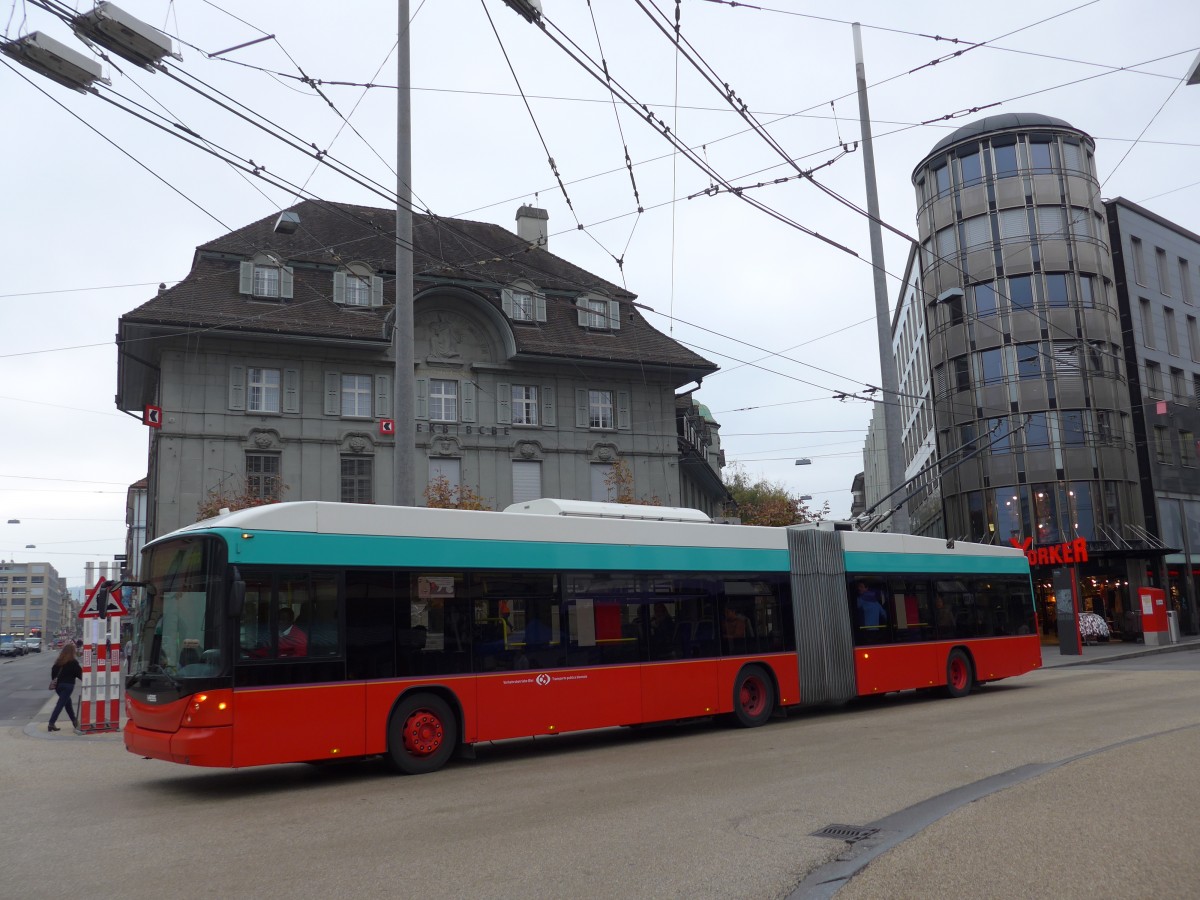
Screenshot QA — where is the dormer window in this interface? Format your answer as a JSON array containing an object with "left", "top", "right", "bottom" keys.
[
  {"left": 239, "top": 253, "right": 293, "bottom": 300},
  {"left": 334, "top": 263, "right": 383, "bottom": 307},
  {"left": 501, "top": 282, "right": 546, "bottom": 322},
  {"left": 576, "top": 295, "right": 621, "bottom": 331}
]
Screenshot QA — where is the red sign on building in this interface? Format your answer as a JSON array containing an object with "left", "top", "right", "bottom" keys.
[{"left": 1010, "top": 536, "right": 1089, "bottom": 567}]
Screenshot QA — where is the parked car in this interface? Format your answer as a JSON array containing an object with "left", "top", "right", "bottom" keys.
[
  {"left": 25, "top": 637, "right": 42, "bottom": 653},
  {"left": 0, "top": 641, "right": 19, "bottom": 657},
  {"left": 12, "top": 639, "right": 28, "bottom": 655}
]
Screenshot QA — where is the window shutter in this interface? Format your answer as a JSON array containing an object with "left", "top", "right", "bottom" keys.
[
  {"left": 238, "top": 262, "right": 254, "bottom": 295},
  {"left": 370, "top": 275, "right": 383, "bottom": 307},
  {"left": 461, "top": 382, "right": 476, "bottom": 423},
  {"left": 1037, "top": 207, "right": 1065, "bottom": 239},
  {"left": 324, "top": 372, "right": 340, "bottom": 416},
  {"left": 496, "top": 382, "right": 511, "bottom": 424},
  {"left": 617, "top": 391, "right": 631, "bottom": 430},
  {"left": 608, "top": 299, "right": 621, "bottom": 330},
  {"left": 416, "top": 379, "right": 428, "bottom": 420},
  {"left": 963, "top": 215, "right": 990, "bottom": 249},
  {"left": 283, "top": 368, "right": 300, "bottom": 414},
  {"left": 228, "top": 365, "right": 246, "bottom": 410},
  {"left": 575, "top": 389, "right": 589, "bottom": 427},
  {"left": 534, "top": 294, "right": 547, "bottom": 322},
  {"left": 541, "top": 385, "right": 555, "bottom": 426},
  {"left": 374, "top": 373, "right": 391, "bottom": 418},
  {"left": 576, "top": 298, "right": 588, "bottom": 327},
  {"left": 280, "top": 266, "right": 294, "bottom": 299},
  {"left": 333, "top": 271, "right": 346, "bottom": 304},
  {"left": 501, "top": 289, "right": 513, "bottom": 318},
  {"left": 512, "top": 460, "right": 542, "bottom": 504}
]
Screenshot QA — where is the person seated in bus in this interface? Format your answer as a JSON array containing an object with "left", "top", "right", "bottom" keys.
[
  {"left": 278, "top": 607, "right": 308, "bottom": 658},
  {"left": 722, "top": 605, "right": 753, "bottom": 652},
  {"left": 649, "top": 602, "right": 677, "bottom": 658},
  {"left": 934, "top": 594, "right": 956, "bottom": 638},
  {"left": 854, "top": 581, "right": 888, "bottom": 642}
]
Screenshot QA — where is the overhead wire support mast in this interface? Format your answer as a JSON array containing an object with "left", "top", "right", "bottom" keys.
[{"left": 852, "top": 22, "right": 909, "bottom": 535}]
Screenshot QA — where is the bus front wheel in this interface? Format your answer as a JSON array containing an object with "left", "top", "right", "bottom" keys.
[
  {"left": 388, "top": 693, "right": 457, "bottom": 775},
  {"left": 732, "top": 665, "right": 774, "bottom": 727},
  {"left": 944, "top": 649, "right": 974, "bottom": 699}
]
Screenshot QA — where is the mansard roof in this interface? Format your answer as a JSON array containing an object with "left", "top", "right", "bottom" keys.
[{"left": 119, "top": 200, "right": 715, "bottom": 374}]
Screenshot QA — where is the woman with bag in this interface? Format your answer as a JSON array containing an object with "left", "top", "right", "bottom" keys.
[{"left": 48, "top": 643, "right": 83, "bottom": 734}]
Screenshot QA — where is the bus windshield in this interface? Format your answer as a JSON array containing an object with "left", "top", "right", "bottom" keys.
[{"left": 131, "top": 536, "right": 225, "bottom": 683}]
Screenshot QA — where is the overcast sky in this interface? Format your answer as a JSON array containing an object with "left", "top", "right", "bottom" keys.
[{"left": 2, "top": 0, "right": 1198, "bottom": 588}]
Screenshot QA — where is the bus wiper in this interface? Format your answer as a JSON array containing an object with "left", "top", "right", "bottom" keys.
[{"left": 141, "top": 665, "right": 184, "bottom": 692}]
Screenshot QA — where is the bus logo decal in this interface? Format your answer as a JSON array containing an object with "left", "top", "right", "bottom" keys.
[{"left": 536, "top": 674, "right": 551, "bottom": 686}]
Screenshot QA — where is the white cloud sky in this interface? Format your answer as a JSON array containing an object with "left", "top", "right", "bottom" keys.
[{"left": 2, "top": 0, "right": 1198, "bottom": 587}]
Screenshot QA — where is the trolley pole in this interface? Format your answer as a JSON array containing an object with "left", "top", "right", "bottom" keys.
[{"left": 853, "top": 23, "right": 909, "bottom": 534}]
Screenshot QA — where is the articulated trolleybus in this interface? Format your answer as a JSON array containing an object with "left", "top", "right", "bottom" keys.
[{"left": 125, "top": 500, "right": 1040, "bottom": 774}]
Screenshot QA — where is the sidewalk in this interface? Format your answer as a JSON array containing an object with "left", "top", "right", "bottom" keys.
[
  {"left": 22, "top": 693, "right": 125, "bottom": 742},
  {"left": 1038, "top": 632, "right": 1200, "bottom": 668}
]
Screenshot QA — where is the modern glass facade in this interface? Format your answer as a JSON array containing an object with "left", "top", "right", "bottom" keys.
[{"left": 910, "top": 114, "right": 1149, "bottom": 633}]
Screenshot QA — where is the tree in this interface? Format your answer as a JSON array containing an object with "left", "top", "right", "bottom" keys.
[
  {"left": 604, "top": 458, "right": 661, "bottom": 505},
  {"left": 423, "top": 475, "right": 492, "bottom": 511},
  {"left": 196, "top": 483, "right": 286, "bottom": 521},
  {"left": 721, "top": 464, "right": 829, "bottom": 527}
]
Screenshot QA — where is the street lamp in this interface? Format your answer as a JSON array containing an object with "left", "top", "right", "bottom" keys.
[{"left": 795, "top": 458, "right": 811, "bottom": 466}]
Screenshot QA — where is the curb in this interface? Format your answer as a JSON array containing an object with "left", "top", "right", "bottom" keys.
[{"left": 1041, "top": 639, "right": 1200, "bottom": 669}]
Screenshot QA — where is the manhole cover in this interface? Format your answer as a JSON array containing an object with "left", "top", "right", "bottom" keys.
[{"left": 810, "top": 824, "right": 879, "bottom": 843}]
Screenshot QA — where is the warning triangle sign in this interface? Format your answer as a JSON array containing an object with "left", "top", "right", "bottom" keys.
[{"left": 79, "top": 579, "right": 130, "bottom": 618}]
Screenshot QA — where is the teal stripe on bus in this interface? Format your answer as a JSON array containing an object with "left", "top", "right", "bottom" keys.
[
  {"left": 844, "top": 550, "right": 1030, "bottom": 575},
  {"left": 214, "top": 528, "right": 791, "bottom": 573}
]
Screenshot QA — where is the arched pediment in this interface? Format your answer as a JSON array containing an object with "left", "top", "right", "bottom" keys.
[{"left": 413, "top": 286, "right": 517, "bottom": 362}]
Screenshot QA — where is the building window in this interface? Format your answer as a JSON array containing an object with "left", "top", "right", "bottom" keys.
[
  {"left": 993, "top": 143, "right": 1018, "bottom": 178},
  {"left": 1180, "top": 259, "right": 1193, "bottom": 305},
  {"left": 246, "top": 453, "right": 282, "bottom": 500},
  {"left": 253, "top": 265, "right": 281, "bottom": 298},
  {"left": 429, "top": 380, "right": 458, "bottom": 422},
  {"left": 1171, "top": 368, "right": 1186, "bottom": 402},
  {"left": 341, "top": 375, "right": 372, "bottom": 417},
  {"left": 1132, "top": 238, "right": 1147, "bottom": 285},
  {"left": 1068, "top": 207, "right": 1092, "bottom": 241},
  {"left": 958, "top": 150, "right": 982, "bottom": 186},
  {"left": 1145, "top": 362, "right": 1163, "bottom": 399},
  {"left": 1008, "top": 275, "right": 1034, "bottom": 311},
  {"left": 1045, "top": 273, "right": 1070, "bottom": 308},
  {"left": 589, "top": 390, "right": 614, "bottom": 429},
  {"left": 582, "top": 298, "right": 609, "bottom": 329},
  {"left": 1140, "top": 299, "right": 1156, "bottom": 347},
  {"left": 1189, "top": 316, "right": 1200, "bottom": 362},
  {"left": 512, "top": 460, "right": 542, "bottom": 503},
  {"left": 1165, "top": 308, "right": 1180, "bottom": 357},
  {"left": 1061, "top": 142, "right": 1083, "bottom": 172},
  {"left": 428, "top": 458, "right": 461, "bottom": 492},
  {"left": 998, "top": 209, "right": 1029, "bottom": 244},
  {"left": 932, "top": 163, "right": 950, "bottom": 197},
  {"left": 1025, "top": 413, "right": 1049, "bottom": 450},
  {"left": 1029, "top": 140, "right": 1053, "bottom": 172},
  {"left": 1180, "top": 431, "right": 1195, "bottom": 468},
  {"left": 1079, "top": 275, "right": 1097, "bottom": 308},
  {"left": 512, "top": 385, "right": 539, "bottom": 426},
  {"left": 340, "top": 457, "right": 373, "bottom": 503},
  {"left": 1016, "top": 344, "right": 1042, "bottom": 380},
  {"left": 1156, "top": 248, "right": 1171, "bottom": 295},
  {"left": 972, "top": 281, "right": 998, "bottom": 317},
  {"left": 345, "top": 274, "right": 371, "bottom": 307},
  {"left": 979, "top": 348, "right": 1004, "bottom": 385},
  {"left": 1060, "top": 411, "right": 1086, "bottom": 446},
  {"left": 1154, "top": 426, "right": 1171, "bottom": 464},
  {"left": 511, "top": 292, "right": 534, "bottom": 321},
  {"left": 247, "top": 367, "right": 281, "bottom": 413}
]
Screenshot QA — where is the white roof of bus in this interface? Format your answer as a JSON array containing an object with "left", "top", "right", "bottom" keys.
[{"left": 159, "top": 501, "right": 1025, "bottom": 561}]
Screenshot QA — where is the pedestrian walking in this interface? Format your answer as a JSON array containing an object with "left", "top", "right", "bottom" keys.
[{"left": 48, "top": 643, "right": 84, "bottom": 734}]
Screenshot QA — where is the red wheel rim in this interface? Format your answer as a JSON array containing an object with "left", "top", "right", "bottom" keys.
[
  {"left": 739, "top": 676, "right": 766, "bottom": 717},
  {"left": 403, "top": 709, "right": 444, "bottom": 757},
  {"left": 950, "top": 658, "right": 968, "bottom": 691}
]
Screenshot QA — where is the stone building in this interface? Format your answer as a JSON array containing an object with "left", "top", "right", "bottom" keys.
[{"left": 116, "top": 201, "right": 725, "bottom": 540}]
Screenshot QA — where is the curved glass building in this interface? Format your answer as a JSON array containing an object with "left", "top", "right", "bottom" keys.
[{"left": 910, "top": 113, "right": 1147, "bottom": 627}]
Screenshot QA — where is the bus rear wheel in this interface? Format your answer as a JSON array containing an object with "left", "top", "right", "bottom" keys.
[
  {"left": 732, "top": 665, "right": 774, "bottom": 727},
  {"left": 944, "top": 649, "right": 973, "bottom": 699},
  {"left": 388, "top": 693, "right": 457, "bottom": 775}
]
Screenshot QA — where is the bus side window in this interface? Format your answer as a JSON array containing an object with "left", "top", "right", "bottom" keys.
[{"left": 239, "top": 576, "right": 272, "bottom": 659}]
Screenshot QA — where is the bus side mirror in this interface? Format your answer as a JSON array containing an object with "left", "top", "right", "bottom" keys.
[{"left": 229, "top": 577, "right": 246, "bottom": 619}]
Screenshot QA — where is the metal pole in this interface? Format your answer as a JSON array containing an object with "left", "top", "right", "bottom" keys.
[
  {"left": 393, "top": 0, "right": 416, "bottom": 506},
  {"left": 852, "top": 23, "right": 909, "bottom": 533}
]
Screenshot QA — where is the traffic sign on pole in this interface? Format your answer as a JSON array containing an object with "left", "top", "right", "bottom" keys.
[{"left": 79, "top": 578, "right": 129, "bottom": 618}]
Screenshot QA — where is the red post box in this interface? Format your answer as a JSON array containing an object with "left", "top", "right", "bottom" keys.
[{"left": 1138, "top": 587, "right": 1169, "bottom": 645}]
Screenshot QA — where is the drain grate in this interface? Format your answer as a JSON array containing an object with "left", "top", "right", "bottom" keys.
[{"left": 810, "top": 824, "right": 880, "bottom": 843}]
